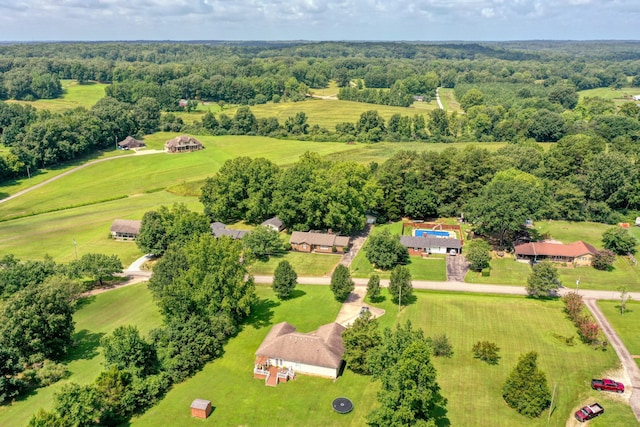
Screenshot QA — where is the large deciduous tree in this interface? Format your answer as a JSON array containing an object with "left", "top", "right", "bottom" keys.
[
  {"left": 242, "top": 226, "right": 284, "bottom": 261},
  {"left": 466, "top": 168, "right": 545, "bottom": 247},
  {"left": 0, "top": 282, "right": 75, "bottom": 362},
  {"left": 0, "top": 347, "right": 25, "bottom": 404},
  {"left": 602, "top": 227, "right": 637, "bottom": 255},
  {"left": 330, "top": 264, "right": 354, "bottom": 302},
  {"left": 101, "top": 325, "right": 157, "bottom": 376},
  {"left": 73, "top": 253, "right": 123, "bottom": 287},
  {"left": 367, "top": 339, "right": 447, "bottom": 427},
  {"left": 465, "top": 239, "right": 491, "bottom": 272},
  {"left": 342, "top": 312, "right": 380, "bottom": 375},
  {"left": 526, "top": 261, "right": 561, "bottom": 298},
  {"left": 502, "top": 352, "right": 551, "bottom": 418},
  {"left": 365, "top": 229, "right": 409, "bottom": 270}
]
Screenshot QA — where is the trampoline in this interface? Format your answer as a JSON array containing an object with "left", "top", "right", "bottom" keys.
[{"left": 332, "top": 397, "right": 354, "bottom": 414}]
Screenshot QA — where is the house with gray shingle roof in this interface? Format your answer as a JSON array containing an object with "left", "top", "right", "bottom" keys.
[
  {"left": 261, "top": 216, "right": 284, "bottom": 232},
  {"left": 289, "top": 231, "right": 350, "bottom": 253},
  {"left": 400, "top": 235, "right": 462, "bottom": 255},
  {"left": 210, "top": 222, "right": 248, "bottom": 240},
  {"left": 110, "top": 219, "right": 141, "bottom": 240},
  {"left": 165, "top": 135, "right": 203, "bottom": 153},
  {"left": 253, "top": 322, "right": 345, "bottom": 382}
]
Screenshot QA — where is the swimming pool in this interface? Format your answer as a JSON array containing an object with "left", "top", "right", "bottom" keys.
[{"left": 414, "top": 229, "right": 452, "bottom": 238}]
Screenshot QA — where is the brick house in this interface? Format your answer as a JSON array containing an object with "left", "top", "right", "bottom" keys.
[{"left": 289, "top": 231, "right": 350, "bottom": 253}]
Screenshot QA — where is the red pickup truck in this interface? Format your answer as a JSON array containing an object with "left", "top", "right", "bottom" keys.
[
  {"left": 575, "top": 403, "right": 604, "bottom": 422},
  {"left": 591, "top": 378, "right": 625, "bottom": 393}
]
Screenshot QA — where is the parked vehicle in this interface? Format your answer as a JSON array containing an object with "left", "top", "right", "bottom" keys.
[
  {"left": 591, "top": 378, "right": 624, "bottom": 393},
  {"left": 575, "top": 403, "right": 604, "bottom": 422}
]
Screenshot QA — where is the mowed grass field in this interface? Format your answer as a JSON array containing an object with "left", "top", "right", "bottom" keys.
[
  {"left": 438, "top": 87, "right": 463, "bottom": 112},
  {"left": 0, "top": 282, "right": 162, "bottom": 427},
  {"left": 6, "top": 80, "right": 108, "bottom": 113},
  {"left": 131, "top": 288, "right": 635, "bottom": 427},
  {"left": 467, "top": 220, "right": 640, "bottom": 292},
  {"left": 248, "top": 252, "right": 341, "bottom": 277},
  {"left": 225, "top": 98, "right": 439, "bottom": 130}
]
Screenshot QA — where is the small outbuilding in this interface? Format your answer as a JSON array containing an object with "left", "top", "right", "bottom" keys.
[
  {"left": 261, "top": 216, "right": 285, "bottom": 232},
  {"left": 117, "top": 136, "right": 145, "bottom": 150},
  {"left": 165, "top": 135, "right": 203, "bottom": 153},
  {"left": 190, "top": 399, "right": 212, "bottom": 419},
  {"left": 110, "top": 219, "right": 141, "bottom": 240}
]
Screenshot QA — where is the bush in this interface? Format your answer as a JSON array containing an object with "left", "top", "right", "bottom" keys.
[
  {"left": 592, "top": 249, "right": 615, "bottom": 270},
  {"left": 481, "top": 267, "right": 491, "bottom": 277},
  {"left": 472, "top": 341, "right": 500, "bottom": 365},
  {"left": 431, "top": 334, "right": 454, "bottom": 358},
  {"left": 602, "top": 227, "right": 637, "bottom": 255},
  {"left": 466, "top": 239, "right": 491, "bottom": 271},
  {"left": 35, "top": 360, "right": 69, "bottom": 386}
]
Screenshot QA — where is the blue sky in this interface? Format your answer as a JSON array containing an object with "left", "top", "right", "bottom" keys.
[{"left": 0, "top": 0, "right": 637, "bottom": 41}]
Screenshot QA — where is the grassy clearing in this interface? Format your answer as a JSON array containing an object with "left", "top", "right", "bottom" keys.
[
  {"left": 6, "top": 80, "right": 108, "bottom": 113},
  {"left": 578, "top": 87, "right": 640, "bottom": 105},
  {"left": 350, "top": 222, "right": 447, "bottom": 281},
  {"left": 324, "top": 141, "right": 508, "bottom": 164},
  {"left": 0, "top": 191, "right": 200, "bottom": 264},
  {"left": 0, "top": 282, "right": 161, "bottom": 427},
  {"left": 248, "top": 252, "right": 341, "bottom": 277},
  {"left": 598, "top": 300, "right": 640, "bottom": 355},
  {"left": 133, "top": 288, "right": 634, "bottom": 427},
  {"left": 438, "top": 88, "right": 463, "bottom": 112}
]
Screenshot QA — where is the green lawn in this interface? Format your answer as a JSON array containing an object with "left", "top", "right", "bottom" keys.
[
  {"left": 249, "top": 252, "right": 341, "bottom": 277},
  {"left": 466, "top": 221, "right": 640, "bottom": 291},
  {"left": 598, "top": 300, "right": 640, "bottom": 355},
  {"left": 132, "top": 289, "right": 635, "bottom": 427},
  {"left": 350, "top": 222, "right": 447, "bottom": 281},
  {"left": 0, "top": 191, "right": 200, "bottom": 264},
  {"left": 7, "top": 80, "right": 108, "bottom": 113},
  {"left": 0, "top": 282, "right": 161, "bottom": 427}
]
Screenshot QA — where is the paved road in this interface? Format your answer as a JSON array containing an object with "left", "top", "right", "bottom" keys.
[{"left": 0, "top": 150, "right": 163, "bottom": 205}]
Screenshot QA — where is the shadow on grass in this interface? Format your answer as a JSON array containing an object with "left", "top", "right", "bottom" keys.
[
  {"left": 614, "top": 305, "right": 633, "bottom": 314},
  {"left": 288, "top": 289, "right": 307, "bottom": 300},
  {"left": 433, "top": 402, "right": 451, "bottom": 427},
  {"left": 75, "top": 295, "right": 96, "bottom": 310},
  {"left": 246, "top": 297, "right": 280, "bottom": 330},
  {"left": 66, "top": 329, "right": 105, "bottom": 362}
]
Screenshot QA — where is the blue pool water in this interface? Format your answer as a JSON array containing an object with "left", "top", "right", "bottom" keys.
[{"left": 415, "top": 229, "right": 451, "bottom": 237}]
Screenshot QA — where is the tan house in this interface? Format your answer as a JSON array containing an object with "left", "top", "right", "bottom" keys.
[
  {"left": 110, "top": 219, "right": 141, "bottom": 240},
  {"left": 514, "top": 241, "right": 598, "bottom": 266},
  {"left": 253, "top": 322, "right": 345, "bottom": 386},
  {"left": 117, "top": 136, "right": 145, "bottom": 150},
  {"left": 164, "top": 135, "right": 203, "bottom": 153},
  {"left": 289, "top": 231, "right": 350, "bottom": 253}
]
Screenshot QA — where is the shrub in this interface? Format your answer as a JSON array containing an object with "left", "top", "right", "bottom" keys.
[
  {"left": 431, "top": 334, "right": 454, "bottom": 358},
  {"left": 472, "top": 341, "right": 500, "bottom": 365},
  {"left": 592, "top": 249, "right": 615, "bottom": 271},
  {"left": 502, "top": 352, "right": 551, "bottom": 418},
  {"left": 481, "top": 267, "right": 491, "bottom": 277}
]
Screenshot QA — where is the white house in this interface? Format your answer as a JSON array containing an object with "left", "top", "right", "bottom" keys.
[
  {"left": 261, "top": 216, "right": 285, "bottom": 232},
  {"left": 253, "top": 322, "right": 345, "bottom": 384}
]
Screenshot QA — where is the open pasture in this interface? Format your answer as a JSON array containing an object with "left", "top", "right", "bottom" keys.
[
  {"left": 6, "top": 80, "right": 108, "bottom": 113},
  {"left": 0, "top": 282, "right": 161, "bottom": 427},
  {"left": 226, "top": 98, "right": 439, "bottom": 130}
]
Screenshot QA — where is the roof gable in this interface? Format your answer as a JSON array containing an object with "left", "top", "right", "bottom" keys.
[
  {"left": 290, "top": 231, "right": 349, "bottom": 247},
  {"left": 256, "top": 322, "right": 345, "bottom": 369},
  {"left": 110, "top": 219, "right": 141, "bottom": 234}
]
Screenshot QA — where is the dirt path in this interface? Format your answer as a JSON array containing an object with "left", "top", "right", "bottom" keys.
[
  {"left": 0, "top": 149, "right": 163, "bottom": 205},
  {"left": 436, "top": 87, "right": 444, "bottom": 110},
  {"left": 584, "top": 298, "right": 640, "bottom": 422}
]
